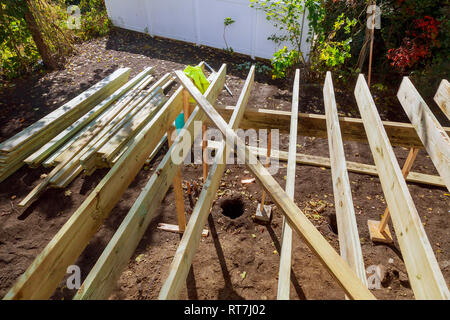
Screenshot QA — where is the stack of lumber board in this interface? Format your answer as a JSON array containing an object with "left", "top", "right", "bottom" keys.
[
  {"left": 5, "top": 67, "right": 176, "bottom": 208},
  {"left": 0, "top": 68, "right": 131, "bottom": 182}
]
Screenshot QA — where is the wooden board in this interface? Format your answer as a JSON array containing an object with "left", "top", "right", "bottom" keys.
[
  {"left": 72, "top": 66, "right": 225, "bottom": 300},
  {"left": 355, "top": 74, "right": 449, "bottom": 300},
  {"left": 248, "top": 146, "right": 444, "bottom": 188},
  {"left": 277, "top": 69, "right": 299, "bottom": 300},
  {"left": 398, "top": 77, "right": 450, "bottom": 191},
  {"left": 323, "top": 72, "right": 367, "bottom": 294},
  {"left": 213, "top": 106, "right": 450, "bottom": 148},
  {"left": 159, "top": 66, "right": 254, "bottom": 300},
  {"left": 171, "top": 70, "right": 375, "bottom": 300},
  {"left": 434, "top": 79, "right": 450, "bottom": 120}
]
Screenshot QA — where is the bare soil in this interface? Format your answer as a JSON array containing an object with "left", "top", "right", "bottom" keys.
[{"left": 0, "top": 28, "right": 448, "bottom": 300}]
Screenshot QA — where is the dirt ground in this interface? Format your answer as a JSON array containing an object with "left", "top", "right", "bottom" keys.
[{"left": 0, "top": 28, "right": 448, "bottom": 300}]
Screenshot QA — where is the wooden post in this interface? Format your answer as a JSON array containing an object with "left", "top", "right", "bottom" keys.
[
  {"left": 167, "top": 125, "right": 186, "bottom": 232},
  {"left": 260, "top": 129, "right": 272, "bottom": 207},
  {"left": 367, "top": 1, "right": 376, "bottom": 87},
  {"left": 202, "top": 124, "right": 208, "bottom": 182},
  {"left": 375, "top": 147, "right": 419, "bottom": 240}
]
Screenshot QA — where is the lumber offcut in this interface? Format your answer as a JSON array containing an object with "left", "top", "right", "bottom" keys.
[
  {"left": 174, "top": 70, "right": 375, "bottom": 300},
  {"left": 355, "top": 74, "right": 449, "bottom": 300}
]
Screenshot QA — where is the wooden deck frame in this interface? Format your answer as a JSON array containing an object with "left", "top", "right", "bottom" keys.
[
  {"left": 3, "top": 63, "right": 212, "bottom": 300},
  {"left": 3, "top": 62, "right": 448, "bottom": 301},
  {"left": 397, "top": 77, "right": 450, "bottom": 191},
  {"left": 277, "top": 69, "right": 299, "bottom": 300},
  {"left": 158, "top": 66, "right": 255, "bottom": 300},
  {"left": 214, "top": 106, "right": 450, "bottom": 149},
  {"left": 355, "top": 74, "right": 449, "bottom": 300},
  {"left": 72, "top": 65, "right": 225, "bottom": 300},
  {"left": 323, "top": 72, "right": 367, "bottom": 294},
  {"left": 173, "top": 70, "right": 375, "bottom": 300}
]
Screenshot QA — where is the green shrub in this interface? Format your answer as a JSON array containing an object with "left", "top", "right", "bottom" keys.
[{"left": 76, "top": 0, "right": 111, "bottom": 40}]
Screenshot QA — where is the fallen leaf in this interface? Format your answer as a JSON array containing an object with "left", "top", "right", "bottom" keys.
[
  {"left": 64, "top": 190, "right": 72, "bottom": 197},
  {"left": 240, "top": 271, "right": 246, "bottom": 279},
  {"left": 135, "top": 253, "right": 145, "bottom": 263}
]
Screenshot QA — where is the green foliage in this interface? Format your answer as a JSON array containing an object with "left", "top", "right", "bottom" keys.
[
  {"left": 223, "top": 17, "right": 235, "bottom": 53},
  {"left": 236, "top": 61, "right": 271, "bottom": 75},
  {"left": 311, "top": 13, "right": 357, "bottom": 79},
  {"left": 0, "top": 0, "right": 110, "bottom": 80},
  {"left": 271, "top": 46, "right": 299, "bottom": 79},
  {"left": 305, "top": 1, "right": 361, "bottom": 83},
  {"left": 250, "top": 0, "right": 306, "bottom": 79},
  {"left": 0, "top": 1, "right": 40, "bottom": 79},
  {"left": 224, "top": 17, "right": 235, "bottom": 26},
  {"left": 76, "top": 0, "right": 111, "bottom": 40}
]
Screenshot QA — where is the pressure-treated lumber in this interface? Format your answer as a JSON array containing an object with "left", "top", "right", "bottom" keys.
[
  {"left": 77, "top": 89, "right": 167, "bottom": 176},
  {"left": 173, "top": 70, "right": 375, "bottom": 300},
  {"left": 323, "top": 72, "right": 367, "bottom": 294},
  {"left": 397, "top": 77, "right": 450, "bottom": 191},
  {"left": 0, "top": 68, "right": 131, "bottom": 153},
  {"left": 241, "top": 146, "right": 444, "bottom": 188},
  {"left": 434, "top": 79, "right": 450, "bottom": 120},
  {"left": 4, "top": 65, "right": 202, "bottom": 299},
  {"left": 159, "top": 66, "right": 254, "bottom": 300},
  {"left": 50, "top": 77, "right": 160, "bottom": 184},
  {"left": 0, "top": 68, "right": 131, "bottom": 182},
  {"left": 73, "top": 66, "right": 224, "bottom": 300},
  {"left": 24, "top": 67, "right": 153, "bottom": 167},
  {"left": 214, "top": 106, "right": 450, "bottom": 149},
  {"left": 277, "top": 69, "right": 299, "bottom": 300},
  {"left": 355, "top": 74, "right": 449, "bottom": 300},
  {"left": 18, "top": 75, "right": 155, "bottom": 208}
]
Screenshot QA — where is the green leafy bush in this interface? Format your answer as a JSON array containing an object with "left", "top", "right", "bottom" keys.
[
  {"left": 76, "top": 0, "right": 111, "bottom": 41},
  {"left": 250, "top": 0, "right": 306, "bottom": 79}
]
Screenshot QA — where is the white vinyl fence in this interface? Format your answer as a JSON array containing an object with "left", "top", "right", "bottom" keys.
[{"left": 104, "top": 0, "right": 311, "bottom": 60}]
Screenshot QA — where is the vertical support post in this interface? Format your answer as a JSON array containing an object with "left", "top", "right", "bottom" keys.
[
  {"left": 378, "top": 147, "right": 419, "bottom": 234},
  {"left": 367, "top": 0, "right": 376, "bottom": 87},
  {"left": 260, "top": 129, "right": 272, "bottom": 207},
  {"left": 202, "top": 124, "right": 208, "bottom": 182},
  {"left": 167, "top": 125, "right": 186, "bottom": 232}
]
